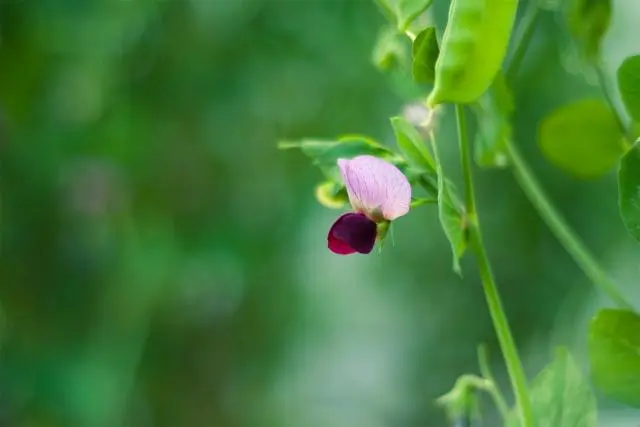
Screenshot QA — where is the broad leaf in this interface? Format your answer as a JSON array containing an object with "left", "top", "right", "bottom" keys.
[
  {"left": 509, "top": 348, "right": 597, "bottom": 427},
  {"left": 564, "top": 0, "right": 611, "bottom": 62},
  {"left": 411, "top": 27, "right": 439, "bottom": 85},
  {"left": 617, "top": 55, "right": 640, "bottom": 122},
  {"left": 529, "top": 347, "right": 596, "bottom": 427},
  {"left": 428, "top": 131, "right": 466, "bottom": 275},
  {"left": 472, "top": 72, "right": 513, "bottom": 168},
  {"left": 588, "top": 309, "right": 640, "bottom": 407},
  {"left": 618, "top": 139, "right": 640, "bottom": 241},
  {"left": 375, "top": 0, "right": 433, "bottom": 32},
  {"left": 372, "top": 26, "right": 410, "bottom": 72},
  {"left": 390, "top": 116, "right": 436, "bottom": 173},
  {"left": 538, "top": 98, "right": 625, "bottom": 179}
]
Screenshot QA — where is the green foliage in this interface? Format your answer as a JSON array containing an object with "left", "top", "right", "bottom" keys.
[
  {"left": 279, "top": 132, "right": 440, "bottom": 218},
  {"left": 506, "top": 348, "right": 596, "bottom": 427},
  {"left": 374, "top": 0, "right": 433, "bottom": 32},
  {"left": 390, "top": 115, "right": 436, "bottom": 173},
  {"left": 411, "top": 27, "right": 439, "bottom": 84},
  {"left": 526, "top": 347, "right": 596, "bottom": 427},
  {"left": 472, "top": 72, "right": 513, "bottom": 168},
  {"left": 411, "top": 196, "right": 438, "bottom": 207},
  {"left": 564, "top": 0, "right": 611, "bottom": 62},
  {"left": 278, "top": 136, "right": 402, "bottom": 182},
  {"left": 428, "top": 131, "right": 467, "bottom": 275},
  {"left": 617, "top": 55, "right": 640, "bottom": 122},
  {"left": 538, "top": 99, "right": 625, "bottom": 179},
  {"left": 437, "top": 374, "right": 482, "bottom": 424},
  {"left": 373, "top": 26, "right": 411, "bottom": 72},
  {"left": 280, "top": 0, "right": 640, "bottom": 425},
  {"left": 618, "top": 140, "right": 640, "bottom": 241},
  {"left": 588, "top": 309, "right": 640, "bottom": 407},
  {"left": 427, "top": 0, "right": 519, "bottom": 106}
]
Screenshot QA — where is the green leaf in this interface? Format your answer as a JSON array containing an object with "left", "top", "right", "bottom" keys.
[
  {"left": 411, "top": 27, "right": 439, "bottom": 85},
  {"left": 564, "top": 0, "right": 611, "bottom": 62},
  {"left": 372, "top": 26, "right": 410, "bottom": 72},
  {"left": 618, "top": 140, "right": 640, "bottom": 241},
  {"left": 617, "top": 55, "right": 640, "bottom": 122},
  {"left": 390, "top": 116, "right": 436, "bottom": 174},
  {"left": 538, "top": 98, "right": 625, "bottom": 179},
  {"left": 472, "top": 72, "right": 513, "bottom": 168},
  {"left": 410, "top": 196, "right": 437, "bottom": 208},
  {"left": 588, "top": 309, "right": 640, "bottom": 407},
  {"left": 509, "top": 347, "right": 597, "bottom": 427},
  {"left": 530, "top": 347, "right": 596, "bottom": 427},
  {"left": 428, "top": 131, "right": 466, "bottom": 275},
  {"left": 374, "top": 0, "right": 433, "bottom": 32},
  {"left": 631, "top": 122, "right": 640, "bottom": 140},
  {"left": 278, "top": 136, "right": 402, "bottom": 182}
]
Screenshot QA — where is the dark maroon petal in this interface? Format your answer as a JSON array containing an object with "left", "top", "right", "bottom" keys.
[
  {"left": 327, "top": 212, "right": 377, "bottom": 255},
  {"left": 327, "top": 233, "right": 357, "bottom": 255}
]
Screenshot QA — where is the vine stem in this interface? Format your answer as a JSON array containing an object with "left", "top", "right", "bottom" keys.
[
  {"left": 477, "top": 344, "right": 510, "bottom": 421},
  {"left": 502, "top": 1, "right": 635, "bottom": 310},
  {"left": 595, "top": 61, "right": 633, "bottom": 148},
  {"left": 505, "top": 0, "right": 541, "bottom": 84},
  {"left": 506, "top": 141, "right": 634, "bottom": 310},
  {"left": 455, "top": 105, "right": 535, "bottom": 427}
]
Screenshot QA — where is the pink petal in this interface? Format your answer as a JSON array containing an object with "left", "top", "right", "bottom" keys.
[{"left": 337, "top": 155, "right": 411, "bottom": 221}]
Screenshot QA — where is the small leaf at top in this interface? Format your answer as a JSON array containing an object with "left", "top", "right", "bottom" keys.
[
  {"left": 588, "top": 308, "right": 640, "bottom": 407},
  {"left": 411, "top": 27, "right": 439, "bottom": 85},
  {"left": 564, "top": 0, "right": 611, "bottom": 62},
  {"left": 472, "top": 72, "right": 513, "bottom": 168},
  {"left": 390, "top": 116, "right": 436, "bottom": 174},
  {"left": 617, "top": 55, "right": 640, "bottom": 123},
  {"left": 372, "top": 26, "right": 410, "bottom": 72},
  {"left": 618, "top": 140, "right": 640, "bottom": 241},
  {"left": 374, "top": 0, "right": 433, "bottom": 32},
  {"left": 520, "top": 347, "right": 597, "bottom": 427},
  {"left": 538, "top": 98, "right": 625, "bottom": 179}
]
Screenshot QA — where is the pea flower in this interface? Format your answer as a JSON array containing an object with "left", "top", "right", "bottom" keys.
[{"left": 327, "top": 155, "right": 411, "bottom": 255}]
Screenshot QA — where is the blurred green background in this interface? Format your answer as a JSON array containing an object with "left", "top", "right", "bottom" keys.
[{"left": 1, "top": 0, "right": 640, "bottom": 426}]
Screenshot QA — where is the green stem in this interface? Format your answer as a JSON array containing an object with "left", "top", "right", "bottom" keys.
[
  {"left": 456, "top": 106, "right": 475, "bottom": 215},
  {"left": 506, "top": 141, "right": 634, "bottom": 310},
  {"left": 502, "top": 1, "right": 635, "bottom": 310},
  {"left": 456, "top": 105, "right": 534, "bottom": 427},
  {"left": 594, "top": 61, "right": 633, "bottom": 148},
  {"left": 477, "top": 344, "right": 510, "bottom": 421},
  {"left": 505, "top": 0, "right": 541, "bottom": 83}
]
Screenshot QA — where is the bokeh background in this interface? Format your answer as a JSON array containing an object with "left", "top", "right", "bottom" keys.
[{"left": 1, "top": 0, "right": 640, "bottom": 426}]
